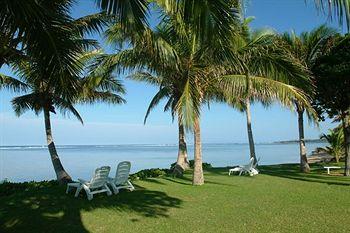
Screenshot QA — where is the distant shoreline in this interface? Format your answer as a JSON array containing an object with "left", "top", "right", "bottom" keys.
[
  {"left": 0, "top": 140, "right": 327, "bottom": 149},
  {"left": 273, "top": 139, "right": 326, "bottom": 144}
]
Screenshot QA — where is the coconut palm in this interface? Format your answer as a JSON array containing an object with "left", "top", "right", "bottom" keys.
[
  {"left": 5, "top": 50, "right": 125, "bottom": 184},
  {"left": 281, "top": 25, "right": 337, "bottom": 172},
  {"left": 97, "top": 1, "right": 237, "bottom": 184},
  {"left": 128, "top": 73, "right": 190, "bottom": 171},
  {"left": 1, "top": 8, "right": 123, "bottom": 184},
  {"left": 320, "top": 128, "right": 345, "bottom": 163},
  {"left": 220, "top": 22, "right": 316, "bottom": 165}
]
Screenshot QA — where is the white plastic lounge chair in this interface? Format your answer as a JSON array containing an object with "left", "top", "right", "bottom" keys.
[
  {"left": 66, "top": 166, "right": 112, "bottom": 200},
  {"left": 229, "top": 157, "right": 259, "bottom": 176},
  {"left": 108, "top": 161, "right": 135, "bottom": 194}
]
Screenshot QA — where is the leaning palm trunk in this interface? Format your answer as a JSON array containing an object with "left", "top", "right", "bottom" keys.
[
  {"left": 245, "top": 98, "right": 258, "bottom": 164},
  {"left": 176, "top": 115, "right": 189, "bottom": 170},
  {"left": 44, "top": 108, "right": 72, "bottom": 184},
  {"left": 341, "top": 114, "right": 350, "bottom": 176},
  {"left": 296, "top": 104, "right": 310, "bottom": 173},
  {"left": 192, "top": 115, "right": 204, "bottom": 185}
]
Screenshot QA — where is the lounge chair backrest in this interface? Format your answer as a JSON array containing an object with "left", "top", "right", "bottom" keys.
[
  {"left": 114, "top": 161, "right": 131, "bottom": 185},
  {"left": 89, "top": 166, "right": 110, "bottom": 189}
]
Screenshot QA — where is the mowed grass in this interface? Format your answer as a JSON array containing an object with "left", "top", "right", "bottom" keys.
[{"left": 1, "top": 163, "right": 350, "bottom": 233}]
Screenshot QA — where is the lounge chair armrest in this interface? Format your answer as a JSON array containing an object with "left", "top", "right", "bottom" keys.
[{"left": 78, "top": 179, "right": 89, "bottom": 185}]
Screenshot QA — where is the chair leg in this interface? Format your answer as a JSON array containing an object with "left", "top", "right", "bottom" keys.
[
  {"left": 82, "top": 184, "right": 93, "bottom": 200},
  {"left": 110, "top": 183, "right": 119, "bottom": 195},
  {"left": 66, "top": 185, "right": 70, "bottom": 194},
  {"left": 74, "top": 185, "right": 82, "bottom": 197},
  {"left": 127, "top": 181, "right": 135, "bottom": 191},
  {"left": 105, "top": 184, "right": 112, "bottom": 196}
]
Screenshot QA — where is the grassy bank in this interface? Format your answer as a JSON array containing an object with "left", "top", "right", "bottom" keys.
[{"left": 1, "top": 163, "right": 350, "bottom": 233}]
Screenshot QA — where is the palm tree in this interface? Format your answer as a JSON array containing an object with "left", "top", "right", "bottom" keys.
[
  {"left": 320, "top": 128, "right": 345, "bottom": 163},
  {"left": 220, "top": 22, "right": 316, "bottom": 166},
  {"left": 128, "top": 73, "right": 190, "bottom": 171},
  {"left": 4, "top": 50, "right": 125, "bottom": 184},
  {"left": 98, "top": 2, "right": 237, "bottom": 184},
  {"left": 281, "top": 25, "right": 337, "bottom": 172},
  {"left": 1, "top": 7, "right": 123, "bottom": 184}
]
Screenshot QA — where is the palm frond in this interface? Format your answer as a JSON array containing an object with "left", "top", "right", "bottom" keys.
[
  {"left": 220, "top": 74, "right": 317, "bottom": 119},
  {"left": 0, "top": 73, "right": 28, "bottom": 92},
  {"left": 312, "top": 0, "right": 350, "bottom": 30},
  {"left": 127, "top": 72, "right": 163, "bottom": 86},
  {"left": 144, "top": 87, "right": 170, "bottom": 124},
  {"left": 72, "top": 12, "right": 111, "bottom": 36},
  {"left": 95, "top": 0, "right": 149, "bottom": 32},
  {"left": 11, "top": 93, "right": 44, "bottom": 116},
  {"left": 53, "top": 96, "right": 84, "bottom": 124},
  {"left": 175, "top": 78, "right": 201, "bottom": 130}
]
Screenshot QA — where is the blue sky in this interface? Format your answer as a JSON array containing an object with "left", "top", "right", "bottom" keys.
[{"left": 0, "top": 0, "right": 345, "bottom": 146}]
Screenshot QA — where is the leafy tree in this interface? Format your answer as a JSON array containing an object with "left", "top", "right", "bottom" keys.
[
  {"left": 312, "top": 35, "right": 350, "bottom": 176},
  {"left": 1, "top": 5, "right": 124, "bottom": 183},
  {"left": 281, "top": 25, "right": 337, "bottom": 172},
  {"left": 97, "top": 1, "right": 239, "bottom": 184},
  {"left": 320, "top": 128, "right": 345, "bottom": 163},
  {"left": 220, "top": 21, "right": 316, "bottom": 166},
  {"left": 128, "top": 73, "right": 190, "bottom": 171},
  {"left": 3, "top": 50, "right": 125, "bottom": 184}
]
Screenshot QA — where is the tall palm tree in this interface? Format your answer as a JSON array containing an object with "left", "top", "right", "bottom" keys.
[
  {"left": 98, "top": 2, "right": 237, "bottom": 184},
  {"left": 1, "top": 6, "right": 123, "bottom": 184},
  {"left": 320, "top": 128, "right": 345, "bottom": 163},
  {"left": 128, "top": 73, "right": 190, "bottom": 171},
  {"left": 220, "top": 22, "right": 316, "bottom": 165},
  {"left": 281, "top": 25, "right": 337, "bottom": 172},
  {"left": 4, "top": 50, "right": 125, "bottom": 184}
]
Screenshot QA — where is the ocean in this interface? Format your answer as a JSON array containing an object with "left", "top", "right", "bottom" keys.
[{"left": 0, "top": 142, "right": 327, "bottom": 182}]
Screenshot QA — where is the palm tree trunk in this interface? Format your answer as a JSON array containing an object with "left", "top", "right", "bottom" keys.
[
  {"left": 176, "top": 115, "right": 189, "bottom": 170},
  {"left": 192, "top": 115, "right": 204, "bottom": 185},
  {"left": 44, "top": 108, "right": 72, "bottom": 184},
  {"left": 296, "top": 104, "right": 310, "bottom": 173},
  {"left": 245, "top": 98, "right": 257, "bottom": 164},
  {"left": 341, "top": 114, "right": 350, "bottom": 176}
]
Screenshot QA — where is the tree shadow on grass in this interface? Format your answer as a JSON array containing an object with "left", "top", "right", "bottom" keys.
[
  {"left": 0, "top": 182, "right": 182, "bottom": 233},
  {"left": 163, "top": 170, "right": 237, "bottom": 187},
  {"left": 259, "top": 163, "right": 350, "bottom": 186}
]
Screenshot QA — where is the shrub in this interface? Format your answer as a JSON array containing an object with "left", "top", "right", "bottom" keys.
[
  {"left": 0, "top": 180, "right": 58, "bottom": 197},
  {"left": 171, "top": 160, "right": 212, "bottom": 169},
  {"left": 130, "top": 168, "right": 169, "bottom": 180}
]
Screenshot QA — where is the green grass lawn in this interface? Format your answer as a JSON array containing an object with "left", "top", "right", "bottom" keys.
[{"left": 1, "top": 163, "right": 350, "bottom": 233}]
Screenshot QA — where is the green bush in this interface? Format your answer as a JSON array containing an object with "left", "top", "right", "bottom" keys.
[
  {"left": 0, "top": 180, "right": 58, "bottom": 197},
  {"left": 170, "top": 160, "right": 212, "bottom": 169},
  {"left": 130, "top": 168, "right": 169, "bottom": 180}
]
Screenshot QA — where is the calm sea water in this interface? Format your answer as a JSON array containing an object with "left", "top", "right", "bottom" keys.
[{"left": 0, "top": 142, "right": 326, "bottom": 182}]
